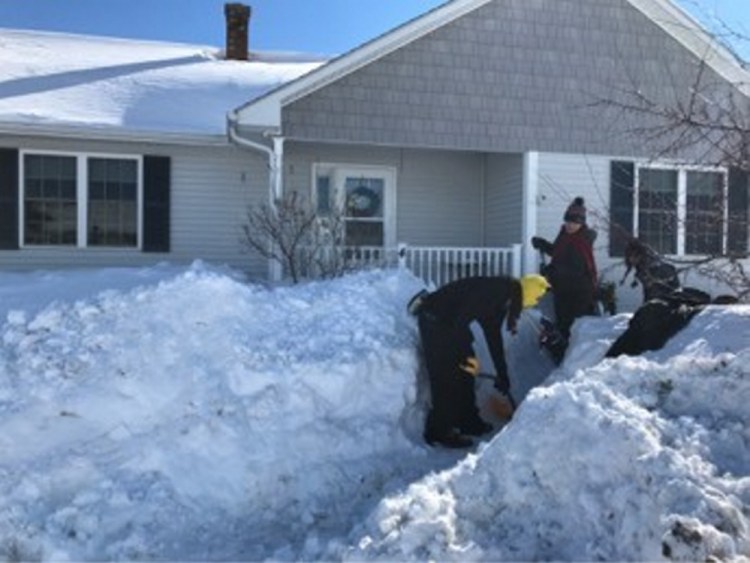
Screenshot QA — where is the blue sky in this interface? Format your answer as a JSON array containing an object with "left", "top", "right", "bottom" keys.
[{"left": 0, "top": 0, "right": 748, "bottom": 58}]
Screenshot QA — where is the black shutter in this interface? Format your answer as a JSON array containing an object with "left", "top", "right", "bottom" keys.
[
  {"left": 609, "top": 160, "right": 635, "bottom": 257},
  {"left": 0, "top": 148, "right": 19, "bottom": 250},
  {"left": 727, "top": 167, "right": 749, "bottom": 257},
  {"left": 143, "top": 155, "right": 171, "bottom": 253}
]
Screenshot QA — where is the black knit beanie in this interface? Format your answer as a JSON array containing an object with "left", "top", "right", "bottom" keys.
[{"left": 564, "top": 197, "right": 586, "bottom": 224}]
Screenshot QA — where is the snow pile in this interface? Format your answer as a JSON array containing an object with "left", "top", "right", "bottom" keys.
[
  {"left": 349, "top": 308, "right": 750, "bottom": 562},
  {"left": 0, "top": 263, "right": 748, "bottom": 561}
]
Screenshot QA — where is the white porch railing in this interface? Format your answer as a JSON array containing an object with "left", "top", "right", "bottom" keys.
[
  {"left": 294, "top": 243, "right": 522, "bottom": 288},
  {"left": 398, "top": 243, "right": 523, "bottom": 288}
]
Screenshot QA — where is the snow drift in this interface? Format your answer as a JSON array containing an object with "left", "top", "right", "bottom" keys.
[{"left": 0, "top": 263, "right": 747, "bottom": 561}]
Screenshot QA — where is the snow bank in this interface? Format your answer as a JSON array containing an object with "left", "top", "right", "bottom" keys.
[
  {"left": 348, "top": 309, "right": 750, "bottom": 562},
  {"left": 0, "top": 264, "right": 748, "bottom": 561}
]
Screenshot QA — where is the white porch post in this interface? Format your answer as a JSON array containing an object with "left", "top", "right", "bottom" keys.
[
  {"left": 522, "top": 151, "right": 539, "bottom": 275},
  {"left": 269, "top": 136, "right": 285, "bottom": 282},
  {"left": 511, "top": 243, "right": 523, "bottom": 277}
]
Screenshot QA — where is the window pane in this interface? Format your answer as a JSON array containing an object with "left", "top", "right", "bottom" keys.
[
  {"left": 26, "top": 178, "right": 41, "bottom": 198},
  {"left": 638, "top": 168, "right": 677, "bottom": 255},
  {"left": 120, "top": 160, "right": 137, "bottom": 182},
  {"left": 89, "top": 158, "right": 105, "bottom": 182},
  {"left": 42, "top": 178, "right": 59, "bottom": 199},
  {"left": 121, "top": 183, "right": 136, "bottom": 201},
  {"left": 345, "top": 178, "right": 384, "bottom": 218},
  {"left": 61, "top": 179, "right": 76, "bottom": 200},
  {"left": 61, "top": 157, "right": 76, "bottom": 179},
  {"left": 25, "top": 155, "right": 41, "bottom": 179},
  {"left": 686, "top": 171, "right": 723, "bottom": 255},
  {"left": 316, "top": 175, "right": 332, "bottom": 215},
  {"left": 87, "top": 158, "right": 138, "bottom": 247},
  {"left": 23, "top": 154, "right": 77, "bottom": 246},
  {"left": 90, "top": 181, "right": 105, "bottom": 200}
]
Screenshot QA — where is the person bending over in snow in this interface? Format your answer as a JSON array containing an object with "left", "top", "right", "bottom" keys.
[
  {"left": 605, "top": 290, "right": 738, "bottom": 358},
  {"left": 408, "top": 274, "right": 550, "bottom": 449},
  {"left": 621, "top": 238, "right": 681, "bottom": 304},
  {"left": 531, "top": 196, "right": 598, "bottom": 343}
]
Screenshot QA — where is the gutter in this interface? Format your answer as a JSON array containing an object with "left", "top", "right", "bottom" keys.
[
  {"left": 227, "top": 110, "right": 285, "bottom": 281},
  {"left": 227, "top": 111, "right": 284, "bottom": 203},
  {"left": 0, "top": 121, "right": 230, "bottom": 147}
]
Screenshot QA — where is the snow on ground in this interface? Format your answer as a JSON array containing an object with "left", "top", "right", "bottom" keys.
[{"left": 0, "top": 262, "right": 748, "bottom": 561}]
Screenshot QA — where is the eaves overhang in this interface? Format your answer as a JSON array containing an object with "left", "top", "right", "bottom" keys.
[
  {"left": 0, "top": 121, "right": 231, "bottom": 147},
  {"left": 629, "top": 0, "right": 750, "bottom": 97}
]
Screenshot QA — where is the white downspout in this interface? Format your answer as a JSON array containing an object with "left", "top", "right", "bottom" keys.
[
  {"left": 522, "top": 151, "right": 539, "bottom": 275},
  {"left": 227, "top": 110, "right": 285, "bottom": 281}
]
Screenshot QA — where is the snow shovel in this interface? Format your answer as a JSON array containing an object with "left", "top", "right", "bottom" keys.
[{"left": 459, "top": 357, "right": 516, "bottom": 421}]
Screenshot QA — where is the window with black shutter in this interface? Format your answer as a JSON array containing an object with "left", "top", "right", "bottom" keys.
[
  {"left": 609, "top": 160, "right": 634, "bottom": 257},
  {"left": 610, "top": 159, "right": 742, "bottom": 258},
  {"left": 11, "top": 150, "right": 170, "bottom": 252},
  {"left": 728, "top": 167, "right": 749, "bottom": 257},
  {"left": 142, "top": 155, "right": 171, "bottom": 253},
  {"left": 0, "top": 148, "right": 19, "bottom": 250}
]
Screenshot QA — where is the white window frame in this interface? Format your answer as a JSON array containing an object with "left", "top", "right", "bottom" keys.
[
  {"left": 311, "top": 163, "right": 397, "bottom": 247},
  {"left": 19, "top": 150, "right": 143, "bottom": 250},
  {"left": 634, "top": 162, "right": 728, "bottom": 257}
]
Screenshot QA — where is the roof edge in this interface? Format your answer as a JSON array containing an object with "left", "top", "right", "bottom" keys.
[
  {"left": 233, "top": 0, "right": 493, "bottom": 129},
  {"left": 0, "top": 122, "right": 231, "bottom": 147},
  {"left": 628, "top": 0, "right": 750, "bottom": 96}
]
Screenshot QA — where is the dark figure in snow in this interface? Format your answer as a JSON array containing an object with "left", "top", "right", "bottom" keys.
[
  {"left": 531, "top": 197, "right": 598, "bottom": 341},
  {"left": 621, "top": 238, "right": 681, "bottom": 303},
  {"left": 605, "top": 290, "right": 738, "bottom": 358},
  {"left": 408, "top": 274, "right": 550, "bottom": 449}
]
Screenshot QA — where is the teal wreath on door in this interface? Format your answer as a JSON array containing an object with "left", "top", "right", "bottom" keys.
[{"left": 347, "top": 184, "right": 381, "bottom": 218}]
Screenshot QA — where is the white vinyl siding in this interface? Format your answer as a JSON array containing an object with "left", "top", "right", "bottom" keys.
[
  {"left": 1, "top": 137, "right": 267, "bottom": 276},
  {"left": 484, "top": 153, "right": 524, "bottom": 247},
  {"left": 286, "top": 142, "right": 485, "bottom": 248}
]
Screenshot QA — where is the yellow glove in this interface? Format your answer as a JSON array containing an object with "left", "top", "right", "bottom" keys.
[{"left": 459, "top": 356, "right": 480, "bottom": 376}]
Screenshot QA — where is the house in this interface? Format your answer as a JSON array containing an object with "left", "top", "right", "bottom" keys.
[
  {"left": 0, "top": 5, "right": 325, "bottom": 280},
  {"left": 1, "top": 0, "right": 748, "bottom": 310}
]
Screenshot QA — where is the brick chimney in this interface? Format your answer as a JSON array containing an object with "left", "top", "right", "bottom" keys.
[{"left": 224, "top": 3, "right": 251, "bottom": 61}]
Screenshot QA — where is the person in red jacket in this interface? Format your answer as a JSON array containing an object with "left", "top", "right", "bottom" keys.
[
  {"left": 409, "top": 274, "right": 550, "bottom": 449},
  {"left": 531, "top": 197, "right": 598, "bottom": 341}
]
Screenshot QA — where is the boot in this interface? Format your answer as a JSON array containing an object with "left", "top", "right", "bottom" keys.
[
  {"left": 425, "top": 429, "right": 473, "bottom": 449},
  {"left": 459, "top": 417, "right": 493, "bottom": 436}
]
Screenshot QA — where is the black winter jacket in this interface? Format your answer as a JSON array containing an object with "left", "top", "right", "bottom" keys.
[
  {"left": 633, "top": 259, "right": 680, "bottom": 302},
  {"left": 420, "top": 276, "right": 522, "bottom": 384}
]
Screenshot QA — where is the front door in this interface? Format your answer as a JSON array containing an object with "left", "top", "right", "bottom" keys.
[{"left": 315, "top": 164, "right": 396, "bottom": 248}]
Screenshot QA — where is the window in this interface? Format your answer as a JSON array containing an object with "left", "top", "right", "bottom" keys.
[
  {"left": 88, "top": 158, "right": 138, "bottom": 247},
  {"left": 609, "top": 160, "right": 744, "bottom": 257},
  {"left": 314, "top": 164, "right": 395, "bottom": 247},
  {"left": 685, "top": 171, "right": 724, "bottom": 255},
  {"left": 637, "top": 168, "right": 678, "bottom": 255},
  {"left": 22, "top": 152, "right": 140, "bottom": 248},
  {"left": 23, "top": 154, "right": 77, "bottom": 245},
  {"left": 343, "top": 176, "right": 385, "bottom": 246},
  {"left": 635, "top": 165, "right": 727, "bottom": 256}
]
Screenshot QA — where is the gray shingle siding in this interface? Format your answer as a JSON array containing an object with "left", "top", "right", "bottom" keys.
[{"left": 282, "top": 0, "right": 739, "bottom": 158}]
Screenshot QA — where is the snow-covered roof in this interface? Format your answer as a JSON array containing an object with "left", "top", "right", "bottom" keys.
[{"left": 0, "top": 28, "right": 326, "bottom": 143}]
